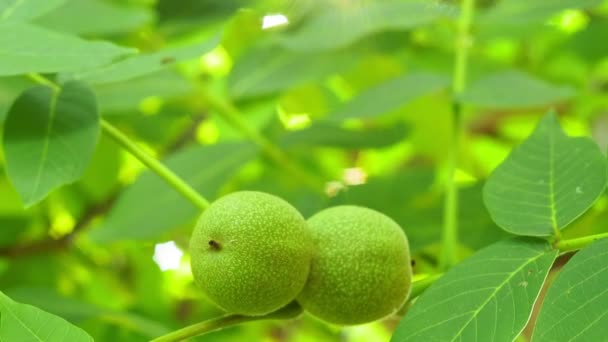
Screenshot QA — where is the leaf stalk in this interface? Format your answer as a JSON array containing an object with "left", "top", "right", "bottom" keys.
[{"left": 555, "top": 232, "right": 608, "bottom": 252}]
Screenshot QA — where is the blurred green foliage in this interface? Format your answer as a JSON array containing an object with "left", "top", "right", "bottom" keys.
[{"left": 1, "top": 0, "right": 608, "bottom": 341}]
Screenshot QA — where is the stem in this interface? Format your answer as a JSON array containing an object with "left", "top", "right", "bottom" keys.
[
  {"left": 202, "top": 89, "right": 325, "bottom": 194},
  {"left": 101, "top": 120, "right": 209, "bottom": 210},
  {"left": 555, "top": 232, "right": 608, "bottom": 252},
  {"left": 157, "top": 273, "right": 446, "bottom": 341},
  {"left": 151, "top": 301, "right": 303, "bottom": 342},
  {"left": 440, "top": 0, "right": 476, "bottom": 270},
  {"left": 25, "top": 73, "right": 210, "bottom": 210},
  {"left": 27, "top": 73, "right": 60, "bottom": 91},
  {"left": 410, "top": 273, "right": 443, "bottom": 299},
  {"left": 396, "top": 273, "right": 444, "bottom": 316}
]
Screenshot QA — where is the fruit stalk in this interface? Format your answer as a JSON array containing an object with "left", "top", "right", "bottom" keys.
[
  {"left": 153, "top": 273, "right": 438, "bottom": 341},
  {"left": 409, "top": 273, "right": 443, "bottom": 299},
  {"left": 150, "top": 301, "right": 303, "bottom": 342},
  {"left": 441, "top": 0, "right": 476, "bottom": 270}
]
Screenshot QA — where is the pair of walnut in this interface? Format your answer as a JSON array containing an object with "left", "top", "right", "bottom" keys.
[{"left": 189, "top": 191, "right": 412, "bottom": 325}]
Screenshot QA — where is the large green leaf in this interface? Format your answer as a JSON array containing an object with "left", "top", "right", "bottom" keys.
[
  {"left": 460, "top": 71, "right": 574, "bottom": 109},
  {"left": 392, "top": 238, "right": 557, "bottom": 342},
  {"left": 72, "top": 35, "right": 219, "bottom": 85},
  {"left": 483, "top": 112, "right": 607, "bottom": 236},
  {"left": 532, "top": 238, "right": 608, "bottom": 341},
  {"left": 329, "top": 72, "right": 449, "bottom": 121},
  {"left": 228, "top": 46, "right": 357, "bottom": 100},
  {"left": 280, "top": 121, "right": 409, "bottom": 149},
  {"left": 34, "top": 0, "right": 153, "bottom": 35},
  {"left": 0, "top": 290, "right": 93, "bottom": 342},
  {"left": 2, "top": 81, "right": 100, "bottom": 207},
  {"left": 89, "top": 142, "right": 258, "bottom": 242},
  {"left": 0, "top": 22, "right": 134, "bottom": 76},
  {"left": 281, "top": 1, "right": 457, "bottom": 52},
  {"left": 0, "top": 0, "right": 65, "bottom": 22}
]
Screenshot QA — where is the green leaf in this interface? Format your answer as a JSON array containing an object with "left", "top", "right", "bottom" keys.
[
  {"left": 460, "top": 71, "right": 574, "bottom": 109},
  {"left": 34, "top": 0, "right": 153, "bottom": 35},
  {"left": 4, "top": 287, "right": 102, "bottom": 321},
  {"left": 4, "top": 287, "right": 170, "bottom": 338},
  {"left": 281, "top": 1, "right": 457, "bottom": 52},
  {"left": 0, "top": 22, "right": 135, "bottom": 76},
  {"left": 479, "top": 0, "right": 602, "bottom": 28},
  {"left": 94, "top": 70, "right": 194, "bottom": 114},
  {"left": 0, "top": 77, "right": 32, "bottom": 123},
  {"left": 0, "top": 0, "right": 65, "bottom": 22},
  {"left": 71, "top": 35, "right": 219, "bottom": 85},
  {"left": 483, "top": 112, "right": 607, "bottom": 236},
  {"left": 0, "top": 290, "right": 93, "bottom": 342},
  {"left": 280, "top": 121, "right": 409, "bottom": 149},
  {"left": 392, "top": 238, "right": 557, "bottom": 342},
  {"left": 228, "top": 46, "right": 357, "bottom": 100},
  {"left": 329, "top": 72, "right": 449, "bottom": 121},
  {"left": 532, "top": 238, "right": 608, "bottom": 341},
  {"left": 2, "top": 81, "right": 100, "bottom": 207},
  {"left": 89, "top": 142, "right": 258, "bottom": 242}
]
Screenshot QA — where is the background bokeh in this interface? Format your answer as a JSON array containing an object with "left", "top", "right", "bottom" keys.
[{"left": 1, "top": 0, "right": 608, "bottom": 341}]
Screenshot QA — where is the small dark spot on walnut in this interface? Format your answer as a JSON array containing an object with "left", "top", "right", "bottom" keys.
[{"left": 208, "top": 240, "right": 221, "bottom": 250}]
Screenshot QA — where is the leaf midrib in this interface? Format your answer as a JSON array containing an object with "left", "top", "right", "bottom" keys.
[
  {"left": 548, "top": 123, "right": 559, "bottom": 234},
  {"left": 448, "top": 250, "right": 549, "bottom": 341},
  {"left": 29, "top": 86, "right": 61, "bottom": 204},
  {"left": 0, "top": 295, "right": 44, "bottom": 341}
]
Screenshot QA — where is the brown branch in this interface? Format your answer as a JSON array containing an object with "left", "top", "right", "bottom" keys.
[
  {"left": 0, "top": 192, "right": 119, "bottom": 257},
  {"left": 163, "top": 113, "right": 206, "bottom": 154},
  {"left": 468, "top": 104, "right": 570, "bottom": 137}
]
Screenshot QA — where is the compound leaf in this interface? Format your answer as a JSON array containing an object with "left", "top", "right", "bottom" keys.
[
  {"left": 532, "top": 238, "right": 608, "bottom": 341},
  {"left": 392, "top": 238, "right": 557, "bottom": 342},
  {"left": 483, "top": 112, "right": 607, "bottom": 236}
]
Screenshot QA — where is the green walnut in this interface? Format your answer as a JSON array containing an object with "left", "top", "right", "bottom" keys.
[
  {"left": 297, "top": 205, "right": 412, "bottom": 325},
  {"left": 189, "top": 191, "right": 312, "bottom": 316}
]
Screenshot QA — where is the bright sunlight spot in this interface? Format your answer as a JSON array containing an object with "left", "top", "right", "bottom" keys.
[
  {"left": 118, "top": 143, "right": 157, "bottom": 184},
  {"left": 484, "top": 39, "right": 518, "bottom": 64},
  {"left": 196, "top": 121, "right": 220, "bottom": 144},
  {"left": 550, "top": 9, "right": 588, "bottom": 34},
  {"left": 138, "top": 96, "right": 163, "bottom": 116},
  {"left": 153, "top": 241, "right": 184, "bottom": 272},
  {"left": 455, "top": 169, "right": 477, "bottom": 185},
  {"left": 343, "top": 322, "right": 390, "bottom": 342},
  {"left": 343, "top": 167, "right": 368, "bottom": 186},
  {"left": 277, "top": 105, "right": 311, "bottom": 130},
  {"left": 262, "top": 13, "right": 289, "bottom": 29},
  {"left": 50, "top": 211, "right": 75, "bottom": 238},
  {"left": 325, "top": 180, "right": 346, "bottom": 197},
  {"left": 200, "top": 46, "right": 232, "bottom": 77}
]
